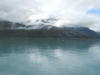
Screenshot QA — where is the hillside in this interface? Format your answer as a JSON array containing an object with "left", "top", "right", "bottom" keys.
[{"left": 0, "top": 20, "right": 100, "bottom": 38}]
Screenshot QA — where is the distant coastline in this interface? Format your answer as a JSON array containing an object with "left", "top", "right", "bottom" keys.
[{"left": 0, "top": 29, "right": 99, "bottom": 38}]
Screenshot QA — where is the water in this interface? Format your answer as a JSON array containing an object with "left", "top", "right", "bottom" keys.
[{"left": 0, "top": 38, "right": 100, "bottom": 75}]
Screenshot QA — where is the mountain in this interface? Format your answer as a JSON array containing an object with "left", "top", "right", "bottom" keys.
[
  {"left": 96, "top": 32, "right": 100, "bottom": 35},
  {"left": 0, "top": 20, "right": 100, "bottom": 38}
]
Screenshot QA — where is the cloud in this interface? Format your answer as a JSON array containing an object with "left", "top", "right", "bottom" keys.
[{"left": 0, "top": 0, "right": 100, "bottom": 31}]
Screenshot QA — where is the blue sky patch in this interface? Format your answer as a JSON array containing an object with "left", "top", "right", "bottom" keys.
[{"left": 87, "top": 8, "right": 100, "bottom": 15}]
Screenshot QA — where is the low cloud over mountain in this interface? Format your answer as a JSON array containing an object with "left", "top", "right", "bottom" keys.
[
  {"left": 0, "top": 20, "right": 100, "bottom": 38},
  {"left": 0, "top": 0, "right": 100, "bottom": 31}
]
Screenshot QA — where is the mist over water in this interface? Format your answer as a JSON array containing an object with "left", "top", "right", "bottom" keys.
[{"left": 0, "top": 38, "right": 100, "bottom": 75}]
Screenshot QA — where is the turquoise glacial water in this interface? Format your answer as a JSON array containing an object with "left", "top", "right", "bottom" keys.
[{"left": 0, "top": 38, "right": 100, "bottom": 75}]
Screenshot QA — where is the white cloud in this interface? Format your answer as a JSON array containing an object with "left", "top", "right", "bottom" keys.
[{"left": 0, "top": 0, "right": 100, "bottom": 31}]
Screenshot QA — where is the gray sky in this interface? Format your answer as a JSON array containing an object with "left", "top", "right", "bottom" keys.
[{"left": 0, "top": 0, "right": 100, "bottom": 31}]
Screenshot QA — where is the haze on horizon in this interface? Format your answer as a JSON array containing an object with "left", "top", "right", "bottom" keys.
[{"left": 0, "top": 0, "right": 100, "bottom": 31}]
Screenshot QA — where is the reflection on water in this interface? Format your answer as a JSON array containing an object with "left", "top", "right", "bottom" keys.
[{"left": 0, "top": 38, "right": 100, "bottom": 75}]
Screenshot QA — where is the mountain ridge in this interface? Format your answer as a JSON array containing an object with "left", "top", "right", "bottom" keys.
[{"left": 0, "top": 20, "right": 100, "bottom": 38}]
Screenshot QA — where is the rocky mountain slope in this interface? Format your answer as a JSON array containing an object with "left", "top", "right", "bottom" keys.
[{"left": 0, "top": 20, "right": 100, "bottom": 38}]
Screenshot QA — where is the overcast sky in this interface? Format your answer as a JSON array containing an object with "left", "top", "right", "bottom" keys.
[{"left": 0, "top": 0, "right": 100, "bottom": 31}]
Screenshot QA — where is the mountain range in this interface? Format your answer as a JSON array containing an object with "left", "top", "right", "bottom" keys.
[{"left": 0, "top": 20, "right": 100, "bottom": 38}]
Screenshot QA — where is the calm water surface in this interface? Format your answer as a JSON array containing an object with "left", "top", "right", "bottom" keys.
[{"left": 0, "top": 38, "right": 100, "bottom": 75}]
